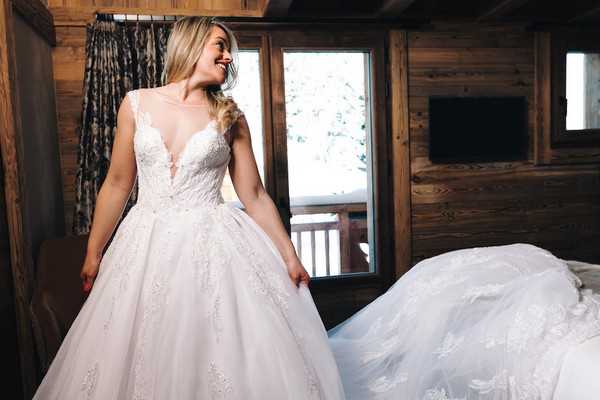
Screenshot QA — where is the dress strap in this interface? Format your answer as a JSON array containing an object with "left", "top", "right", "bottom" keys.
[
  {"left": 224, "top": 108, "right": 244, "bottom": 146},
  {"left": 227, "top": 108, "right": 244, "bottom": 132},
  {"left": 127, "top": 89, "right": 140, "bottom": 126}
]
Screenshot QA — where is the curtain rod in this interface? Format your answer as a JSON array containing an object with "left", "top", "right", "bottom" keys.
[
  {"left": 95, "top": 13, "right": 179, "bottom": 23},
  {"left": 94, "top": 13, "right": 428, "bottom": 29}
]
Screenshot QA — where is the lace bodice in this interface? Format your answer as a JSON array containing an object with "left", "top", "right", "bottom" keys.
[{"left": 127, "top": 89, "right": 239, "bottom": 213}]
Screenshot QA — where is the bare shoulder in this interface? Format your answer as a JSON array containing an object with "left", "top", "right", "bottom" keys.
[{"left": 229, "top": 112, "right": 250, "bottom": 141}]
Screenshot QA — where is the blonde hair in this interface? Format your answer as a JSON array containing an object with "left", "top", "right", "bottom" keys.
[{"left": 163, "top": 16, "right": 241, "bottom": 132}]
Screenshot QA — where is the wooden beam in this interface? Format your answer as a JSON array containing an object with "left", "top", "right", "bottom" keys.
[
  {"left": 389, "top": 30, "right": 412, "bottom": 279},
  {"left": 50, "top": 5, "right": 262, "bottom": 27},
  {"left": 478, "top": 0, "right": 530, "bottom": 21},
  {"left": 11, "top": 0, "right": 55, "bottom": 46},
  {"left": 0, "top": 0, "right": 38, "bottom": 398},
  {"left": 377, "top": 0, "right": 418, "bottom": 16},
  {"left": 262, "top": 0, "right": 293, "bottom": 17},
  {"left": 570, "top": 4, "right": 600, "bottom": 22},
  {"left": 533, "top": 32, "right": 552, "bottom": 165}
]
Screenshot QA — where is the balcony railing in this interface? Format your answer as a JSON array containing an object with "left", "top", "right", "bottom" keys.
[{"left": 290, "top": 203, "right": 369, "bottom": 277}]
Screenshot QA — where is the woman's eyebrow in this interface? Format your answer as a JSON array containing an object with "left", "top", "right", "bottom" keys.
[{"left": 215, "top": 35, "right": 229, "bottom": 45}]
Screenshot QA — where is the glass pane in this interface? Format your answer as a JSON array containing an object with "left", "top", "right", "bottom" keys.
[
  {"left": 284, "top": 51, "right": 375, "bottom": 278},
  {"left": 567, "top": 52, "right": 600, "bottom": 130},
  {"left": 222, "top": 50, "right": 264, "bottom": 205}
]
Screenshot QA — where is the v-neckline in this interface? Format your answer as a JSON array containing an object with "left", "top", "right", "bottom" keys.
[{"left": 147, "top": 118, "right": 217, "bottom": 184}]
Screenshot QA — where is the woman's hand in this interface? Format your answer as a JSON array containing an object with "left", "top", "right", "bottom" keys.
[
  {"left": 80, "top": 253, "right": 102, "bottom": 293},
  {"left": 286, "top": 257, "right": 311, "bottom": 288}
]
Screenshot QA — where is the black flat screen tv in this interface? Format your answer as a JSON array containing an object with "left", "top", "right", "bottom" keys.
[{"left": 428, "top": 96, "right": 528, "bottom": 163}]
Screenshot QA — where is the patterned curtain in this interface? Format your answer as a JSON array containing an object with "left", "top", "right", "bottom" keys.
[{"left": 72, "top": 18, "right": 172, "bottom": 234}]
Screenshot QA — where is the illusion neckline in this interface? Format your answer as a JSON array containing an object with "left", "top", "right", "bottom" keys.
[
  {"left": 141, "top": 116, "right": 224, "bottom": 184},
  {"left": 153, "top": 90, "right": 210, "bottom": 108}
]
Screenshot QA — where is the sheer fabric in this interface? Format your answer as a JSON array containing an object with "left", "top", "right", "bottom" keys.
[{"left": 329, "top": 243, "right": 600, "bottom": 400}]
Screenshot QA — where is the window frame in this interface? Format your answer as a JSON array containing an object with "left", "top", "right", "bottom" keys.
[
  {"left": 232, "top": 26, "right": 395, "bottom": 326},
  {"left": 534, "top": 30, "right": 600, "bottom": 165},
  {"left": 551, "top": 31, "right": 600, "bottom": 147}
]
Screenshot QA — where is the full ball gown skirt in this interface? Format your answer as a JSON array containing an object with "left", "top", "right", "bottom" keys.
[
  {"left": 328, "top": 243, "right": 600, "bottom": 400},
  {"left": 33, "top": 89, "right": 346, "bottom": 400}
]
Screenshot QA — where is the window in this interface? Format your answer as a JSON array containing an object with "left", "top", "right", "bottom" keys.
[
  {"left": 218, "top": 28, "right": 393, "bottom": 326},
  {"left": 222, "top": 49, "right": 265, "bottom": 205},
  {"left": 283, "top": 51, "right": 374, "bottom": 278},
  {"left": 566, "top": 52, "right": 600, "bottom": 131},
  {"left": 551, "top": 31, "right": 600, "bottom": 147}
]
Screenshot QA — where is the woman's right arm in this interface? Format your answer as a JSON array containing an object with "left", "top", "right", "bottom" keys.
[{"left": 80, "top": 94, "right": 137, "bottom": 292}]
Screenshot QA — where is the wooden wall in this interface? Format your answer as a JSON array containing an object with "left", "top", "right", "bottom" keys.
[
  {"left": 51, "top": 2, "right": 263, "bottom": 232},
  {"left": 407, "top": 23, "right": 600, "bottom": 265},
  {"left": 52, "top": 10, "right": 600, "bottom": 265},
  {"left": 13, "top": 12, "right": 65, "bottom": 269}
]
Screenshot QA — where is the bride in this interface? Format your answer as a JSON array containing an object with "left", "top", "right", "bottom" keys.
[
  {"left": 33, "top": 16, "right": 344, "bottom": 400},
  {"left": 33, "top": 15, "right": 600, "bottom": 400}
]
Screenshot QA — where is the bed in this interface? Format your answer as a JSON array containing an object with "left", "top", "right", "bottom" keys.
[{"left": 553, "top": 260, "right": 600, "bottom": 400}]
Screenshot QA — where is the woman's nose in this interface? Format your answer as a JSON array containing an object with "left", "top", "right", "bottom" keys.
[{"left": 222, "top": 50, "right": 232, "bottom": 63}]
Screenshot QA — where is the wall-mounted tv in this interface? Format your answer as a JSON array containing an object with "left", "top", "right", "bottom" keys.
[{"left": 428, "top": 96, "right": 528, "bottom": 164}]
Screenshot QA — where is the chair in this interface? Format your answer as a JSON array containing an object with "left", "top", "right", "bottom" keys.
[{"left": 29, "top": 234, "right": 89, "bottom": 375}]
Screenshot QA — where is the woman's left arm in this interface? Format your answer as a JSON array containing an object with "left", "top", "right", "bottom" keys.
[{"left": 228, "top": 115, "right": 310, "bottom": 287}]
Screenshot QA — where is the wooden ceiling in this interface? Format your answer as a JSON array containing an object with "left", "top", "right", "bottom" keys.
[{"left": 263, "top": 0, "right": 600, "bottom": 24}]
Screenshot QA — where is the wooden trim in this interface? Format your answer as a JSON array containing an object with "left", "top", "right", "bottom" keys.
[
  {"left": 50, "top": 6, "right": 262, "bottom": 27},
  {"left": 534, "top": 31, "right": 552, "bottom": 165},
  {"left": 269, "top": 29, "right": 394, "bottom": 294},
  {"left": 533, "top": 31, "right": 600, "bottom": 165},
  {"left": 569, "top": 4, "right": 600, "bottom": 23},
  {"left": 377, "top": 0, "right": 419, "bottom": 16},
  {"left": 477, "top": 0, "right": 531, "bottom": 22},
  {"left": 389, "top": 30, "right": 412, "bottom": 280},
  {"left": 260, "top": 33, "right": 277, "bottom": 200},
  {"left": 235, "top": 33, "right": 276, "bottom": 199},
  {"left": 11, "top": 0, "right": 55, "bottom": 46},
  {"left": 0, "top": 0, "right": 38, "bottom": 398},
  {"left": 551, "top": 31, "right": 600, "bottom": 147},
  {"left": 262, "top": 0, "right": 293, "bottom": 17},
  {"left": 221, "top": 17, "right": 427, "bottom": 31},
  {"left": 291, "top": 202, "right": 366, "bottom": 215},
  {"left": 267, "top": 32, "right": 291, "bottom": 233}
]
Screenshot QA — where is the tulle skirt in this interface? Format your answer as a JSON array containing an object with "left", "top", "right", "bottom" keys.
[
  {"left": 328, "top": 243, "right": 600, "bottom": 400},
  {"left": 33, "top": 202, "right": 345, "bottom": 400}
]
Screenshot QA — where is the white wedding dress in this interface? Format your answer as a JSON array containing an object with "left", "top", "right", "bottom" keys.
[
  {"left": 33, "top": 88, "right": 600, "bottom": 400},
  {"left": 328, "top": 243, "right": 600, "bottom": 400},
  {"left": 33, "top": 88, "right": 346, "bottom": 400}
]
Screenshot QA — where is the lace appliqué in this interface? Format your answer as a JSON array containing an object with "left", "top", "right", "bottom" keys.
[
  {"left": 469, "top": 370, "right": 509, "bottom": 394},
  {"left": 132, "top": 270, "right": 171, "bottom": 400},
  {"left": 80, "top": 362, "right": 99, "bottom": 399},
  {"left": 219, "top": 211, "right": 322, "bottom": 399},
  {"left": 368, "top": 373, "right": 408, "bottom": 393},
  {"left": 462, "top": 284, "right": 505, "bottom": 304},
  {"left": 433, "top": 332, "right": 464, "bottom": 359},
  {"left": 208, "top": 362, "right": 233, "bottom": 399},
  {"left": 102, "top": 208, "right": 146, "bottom": 332},
  {"left": 191, "top": 212, "right": 231, "bottom": 343},
  {"left": 507, "top": 304, "right": 548, "bottom": 354},
  {"left": 423, "top": 388, "right": 465, "bottom": 400}
]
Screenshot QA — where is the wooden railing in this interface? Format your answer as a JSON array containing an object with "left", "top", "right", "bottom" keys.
[{"left": 290, "top": 203, "right": 369, "bottom": 277}]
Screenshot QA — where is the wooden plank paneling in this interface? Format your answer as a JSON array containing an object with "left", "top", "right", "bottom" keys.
[
  {"left": 0, "top": 0, "right": 39, "bottom": 397},
  {"left": 52, "top": 23, "right": 83, "bottom": 231},
  {"left": 390, "top": 30, "right": 412, "bottom": 280},
  {"left": 407, "top": 26, "right": 600, "bottom": 266}
]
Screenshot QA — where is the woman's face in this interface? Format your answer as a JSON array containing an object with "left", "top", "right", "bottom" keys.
[{"left": 193, "top": 25, "right": 232, "bottom": 86}]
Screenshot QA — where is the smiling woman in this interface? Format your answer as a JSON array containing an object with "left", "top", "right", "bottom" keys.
[{"left": 32, "top": 16, "right": 346, "bottom": 400}]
